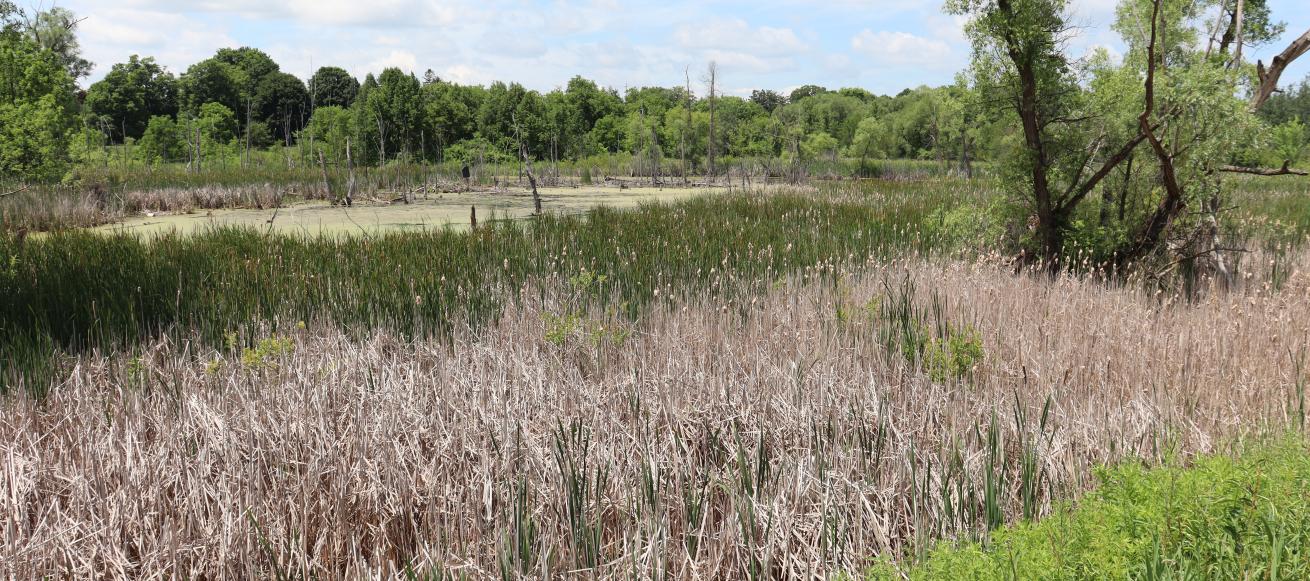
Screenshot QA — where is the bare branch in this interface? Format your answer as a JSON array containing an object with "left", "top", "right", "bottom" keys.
[
  {"left": 1057, "top": 126, "right": 1155, "bottom": 213},
  {"left": 1118, "top": 0, "right": 1188, "bottom": 268},
  {"left": 0, "top": 185, "right": 30, "bottom": 199},
  {"left": 1232, "top": 0, "right": 1246, "bottom": 66},
  {"left": 1251, "top": 28, "right": 1310, "bottom": 111},
  {"left": 1217, "top": 162, "right": 1310, "bottom": 176}
]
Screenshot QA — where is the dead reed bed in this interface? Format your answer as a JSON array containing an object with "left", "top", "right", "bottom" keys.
[{"left": 2, "top": 253, "right": 1307, "bottom": 579}]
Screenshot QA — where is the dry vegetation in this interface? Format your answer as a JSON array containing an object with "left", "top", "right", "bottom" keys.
[{"left": 4, "top": 249, "right": 1306, "bottom": 579}]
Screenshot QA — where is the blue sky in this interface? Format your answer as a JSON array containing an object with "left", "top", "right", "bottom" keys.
[{"left": 63, "top": 0, "right": 1310, "bottom": 97}]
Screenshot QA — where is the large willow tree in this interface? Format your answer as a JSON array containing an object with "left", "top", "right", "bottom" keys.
[{"left": 948, "top": 0, "right": 1309, "bottom": 276}]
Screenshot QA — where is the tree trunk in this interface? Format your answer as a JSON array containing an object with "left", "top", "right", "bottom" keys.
[
  {"left": 707, "top": 62, "right": 717, "bottom": 183},
  {"left": 345, "top": 138, "right": 355, "bottom": 207},
  {"left": 1232, "top": 0, "right": 1246, "bottom": 65},
  {"left": 319, "top": 151, "right": 332, "bottom": 201},
  {"left": 683, "top": 67, "right": 691, "bottom": 186},
  {"left": 1018, "top": 64, "right": 1059, "bottom": 265},
  {"left": 1118, "top": 0, "right": 1186, "bottom": 268}
]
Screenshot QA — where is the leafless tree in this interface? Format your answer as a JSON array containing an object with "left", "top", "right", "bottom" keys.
[{"left": 704, "top": 62, "right": 718, "bottom": 182}]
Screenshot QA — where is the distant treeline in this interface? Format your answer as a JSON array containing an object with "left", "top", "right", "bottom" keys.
[
  {"left": 80, "top": 49, "right": 998, "bottom": 174},
  {"left": 2, "top": 2, "right": 1308, "bottom": 183}
]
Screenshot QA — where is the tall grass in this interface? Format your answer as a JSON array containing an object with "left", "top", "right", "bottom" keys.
[
  {"left": 0, "top": 182, "right": 981, "bottom": 391},
  {"left": 2, "top": 253, "right": 1306, "bottom": 578}
]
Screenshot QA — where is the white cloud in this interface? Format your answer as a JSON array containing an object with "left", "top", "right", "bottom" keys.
[
  {"left": 113, "top": 0, "right": 452, "bottom": 27},
  {"left": 72, "top": 0, "right": 1201, "bottom": 96},
  {"left": 1067, "top": 0, "right": 1121, "bottom": 26},
  {"left": 77, "top": 9, "right": 238, "bottom": 78},
  {"left": 851, "top": 30, "right": 953, "bottom": 68},
  {"left": 366, "top": 50, "right": 420, "bottom": 75},
  {"left": 674, "top": 19, "right": 807, "bottom": 56},
  {"left": 441, "top": 64, "right": 487, "bottom": 86}
]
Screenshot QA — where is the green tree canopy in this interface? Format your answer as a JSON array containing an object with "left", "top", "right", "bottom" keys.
[
  {"left": 137, "top": 115, "right": 185, "bottom": 164},
  {"left": 750, "top": 89, "right": 786, "bottom": 113},
  {"left": 85, "top": 55, "right": 179, "bottom": 142},
  {"left": 423, "top": 80, "right": 481, "bottom": 158},
  {"left": 213, "top": 47, "right": 279, "bottom": 97},
  {"left": 254, "top": 72, "right": 309, "bottom": 144},
  {"left": 179, "top": 59, "right": 242, "bottom": 117},
  {"left": 354, "top": 68, "right": 426, "bottom": 162},
  {"left": 0, "top": 15, "right": 78, "bottom": 180},
  {"left": 789, "top": 85, "right": 828, "bottom": 103},
  {"left": 310, "top": 66, "right": 359, "bottom": 109},
  {"left": 23, "top": 7, "right": 91, "bottom": 80}
]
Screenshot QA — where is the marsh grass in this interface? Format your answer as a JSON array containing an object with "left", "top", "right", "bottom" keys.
[
  {"left": 0, "top": 183, "right": 979, "bottom": 391},
  {"left": 2, "top": 254, "right": 1307, "bottom": 578},
  {"left": 2, "top": 176, "right": 1308, "bottom": 577}
]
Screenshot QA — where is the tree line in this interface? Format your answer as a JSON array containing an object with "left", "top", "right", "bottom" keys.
[
  {"left": 83, "top": 55, "right": 1007, "bottom": 177},
  {"left": 0, "top": 3, "right": 1028, "bottom": 181}
]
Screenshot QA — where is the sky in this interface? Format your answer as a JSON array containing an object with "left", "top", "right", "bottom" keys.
[{"left": 58, "top": 0, "right": 1310, "bottom": 97}]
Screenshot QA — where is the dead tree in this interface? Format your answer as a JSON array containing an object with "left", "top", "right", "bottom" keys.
[
  {"left": 513, "top": 115, "right": 543, "bottom": 215},
  {"left": 318, "top": 151, "right": 332, "bottom": 200},
  {"left": 244, "top": 97, "right": 252, "bottom": 168},
  {"left": 344, "top": 138, "right": 356, "bottom": 207},
  {"left": 1251, "top": 28, "right": 1310, "bottom": 111},
  {"left": 682, "top": 67, "right": 692, "bottom": 186},
  {"left": 705, "top": 62, "right": 718, "bottom": 183}
]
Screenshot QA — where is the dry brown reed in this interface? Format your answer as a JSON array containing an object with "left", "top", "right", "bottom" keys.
[{"left": 2, "top": 252, "right": 1307, "bottom": 579}]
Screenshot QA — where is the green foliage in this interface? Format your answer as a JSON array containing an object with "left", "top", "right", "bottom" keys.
[
  {"left": 866, "top": 440, "right": 1310, "bottom": 580},
  {"left": 23, "top": 7, "right": 91, "bottom": 80},
  {"left": 137, "top": 116, "right": 186, "bottom": 164},
  {"left": 924, "top": 327, "right": 984, "bottom": 383},
  {"left": 54, "top": 38, "right": 1012, "bottom": 177},
  {"left": 850, "top": 117, "right": 894, "bottom": 164},
  {"left": 254, "top": 72, "right": 310, "bottom": 144},
  {"left": 0, "top": 24, "right": 78, "bottom": 181},
  {"left": 444, "top": 137, "right": 515, "bottom": 166},
  {"left": 66, "top": 125, "right": 109, "bottom": 167},
  {"left": 1267, "top": 118, "right": 1308, "bottom": 166},
  {"left": 856, "top": 275, "right": 985, "bottom": 382},
  {"left": 85, "top": 55, "right": 179, "bottom": 142},
  {"left": 178, "top": 58, "right": 242, "bottom": 118},
  {"left": 212, "top": 47, "right": 279, "bottom": 99},
  {"left": 923, "top": 200, "right": 1008, "bottom": 255},
  {"left": 0, "top": 91, "right": 75, "bottom": 181},
  {"left": 310, "top": 66, "right": 359, "bottom": 109},
  {"left": 803, "top": 131, "right": 840, "bottom": 163},
  {"left": 790, "top": 85, "right": 829, "bottom": 103},
  {"left": 239, "top": 335, "right": 295, "bottom": 369},
  {"left": 195, "top": 102, "right": 238, "bottom": 146},
  {"left": 543, "top": 311, "right": 584, "bottom": 346},
  {"left": 1260, "top": 76, "right": 1310, "bottom": 129},
  {"left": 303, "top": 106, "right": 353, "bottom": 164},
  {"left": 750, "top": 89, "right": 787, "bottom": 113},
  {"left": 423, "top": 80, "right": 480, "bottom": 158},
  {"left": 355, "top": 68, "right": 426, "bottom": 163},
  {"left": 544, "top": 270, "right": 632, "bottom": 348}
]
